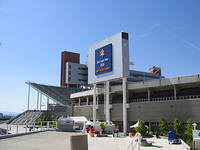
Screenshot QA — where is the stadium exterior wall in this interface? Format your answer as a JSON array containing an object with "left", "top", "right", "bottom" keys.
[{"left": 73, "top": 99, "right": 200, "bottom": 123}]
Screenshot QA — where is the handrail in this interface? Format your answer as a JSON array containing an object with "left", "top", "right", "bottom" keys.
[
  {"left": 181, "top": 139, "right": 191, "bottom": 150},
  {"left": 126, "top": 142, "right": 137, "bottom": 150},
  {"left": 5, "top": 121, "right": 57, "bottom": 135},
  {"left": 126, "top": 138, "right": 137, "bottom": 150},
  {"left": 73, "top": 95, "right": 200, "bottom": 106},
  {"left": 126, "top": 135, "right": 141, "bottom": 150},
  {"left": 131, "top": 95, "right": 200, "bottom": 103}
]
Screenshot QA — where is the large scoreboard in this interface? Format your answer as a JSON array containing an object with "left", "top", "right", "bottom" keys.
[{"left": 88, "top": 32, "right": 130, "bottom": 84}]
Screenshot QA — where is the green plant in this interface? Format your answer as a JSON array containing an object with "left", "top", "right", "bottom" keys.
[
  {"left": 52, "top": 115, "right": 60, "bottom": 121},
  {"left": 159, "top": 117, "right": 168, "bottom": 136},
  {"left": 99, "top": 122, "right": 106, "bottom": 133},
  {"left": 184, "top": 118, "right": 193, "bottom": 146},
  {"left": 155, "top": 131, "right": 160, "bottom": 138},
  {"left": 50, "top": 115, "right": 60, "bottom": 128},
  {"left": 44, "top": 117, "right": 48, "bottom": 121},
  {"left": 173, "top": 118, "right": 182, "bottom": 137},
  {"left": 36, "top": 118, "right": 45, "bottom": 124},
  {"left": 135, "top": 120, "right": 148, "bottom": 137}
]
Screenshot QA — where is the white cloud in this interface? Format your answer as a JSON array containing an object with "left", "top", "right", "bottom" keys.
[
  {"left": 136, "top": 22, "right": 161, "bottom": 38},
  {"left": 171, "top": 33, "right": 200, "bottom": 51}
]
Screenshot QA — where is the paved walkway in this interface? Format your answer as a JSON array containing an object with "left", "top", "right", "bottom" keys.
[
  {"left": 0, "top": 131, "right": 78, "bottom": 150},
  {"left": 0, "top": 131, "right": 187, "bottom": 150}
]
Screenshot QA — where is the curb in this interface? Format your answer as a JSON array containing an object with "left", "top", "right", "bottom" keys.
[{"left": 0, "top": 129, "right": 55, "bottom": 140}]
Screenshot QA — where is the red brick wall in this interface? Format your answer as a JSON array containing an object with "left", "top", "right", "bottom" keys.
[{"left": 60, "top": 51, "right": 80, "bottom": 87}]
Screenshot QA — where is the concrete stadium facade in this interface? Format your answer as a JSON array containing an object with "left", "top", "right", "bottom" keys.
[{"left": 71, "top": 74, "right": 200, "bottom": 125}]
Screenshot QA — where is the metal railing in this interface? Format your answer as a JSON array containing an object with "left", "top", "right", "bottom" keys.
[
  {"left": 181, "top": 139, "right": 191, "bottom": 150},
  {"left": 5, "top": 121, "right": 57, "bottom": 135},
  {"left": 131, "top": 95, "right": 200, "bottom": 103},
  {"left": 126, "top": 137, "right": 137, "bottom": 150},
  {"left": 126, "top": 133, "right": 141, "bottom": 150},
  {"left": 73, "top": 95, "right": 200, "bottom": 106}
]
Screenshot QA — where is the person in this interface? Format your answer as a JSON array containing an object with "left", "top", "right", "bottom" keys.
[
  {"left": 89, "top": 126, "right": 94, "bottom": 133},
  {"left": 113, "top": 128, "right": 119, "bottom": 137},
  {"left": 89, "top": 126, "right": 95, "bottom": 137},
  {"left": 118, "top": 125, "right": 123, "bottom": 132}
]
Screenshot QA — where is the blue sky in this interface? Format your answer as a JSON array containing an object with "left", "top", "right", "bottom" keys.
[{"left": 0, "top": 0, "right": 200, "bottom": 112}]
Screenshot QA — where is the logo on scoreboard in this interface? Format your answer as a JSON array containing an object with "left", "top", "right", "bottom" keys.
[{"left": 95, "top": 44, "right": 112, "bottom": 75}]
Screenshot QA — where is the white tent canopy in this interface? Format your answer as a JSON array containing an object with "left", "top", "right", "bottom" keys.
[
  {"left": 130, "top": 120, "right": 140, "bottom": 128},
  {"left": 86, "top": 121, "right": 93, "bottom": 125},
  {"left": 70, "top": 116, "right": 88, "bottom": 123}
]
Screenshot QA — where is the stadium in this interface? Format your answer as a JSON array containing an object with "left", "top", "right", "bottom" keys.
[{"left": 8, "top": 32, "right": 200, "bottom": 134}]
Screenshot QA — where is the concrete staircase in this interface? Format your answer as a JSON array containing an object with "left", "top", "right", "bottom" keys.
[{"left": 8, "top": 110, "right": 45, "bottom": 125}]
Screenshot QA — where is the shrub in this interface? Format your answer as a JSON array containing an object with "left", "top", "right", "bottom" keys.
[
  {"left": 159, "top": 117, "right": 168, "bottom": 136},
  {"left": 184, "top": 118, "right": 193, "bottom": 146},
  {"left": 135, "top": 120, "right": 148, "bottom": 137},
  {"left": 173, "top": 118, "right": 182, "bottom": 137},
  {"left": 99, "top": 122, "right": 106, "bottom": 133}
]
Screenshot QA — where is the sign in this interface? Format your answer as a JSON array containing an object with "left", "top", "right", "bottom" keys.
[
  {"left": 88, "top": 32, "right": 130, "bottom": 84},
  {"left": 193, "top": 130, "right": 200, "bottom": 141},
  {"left": 95, "top": 44, "right": 112, "bottom": 75}
]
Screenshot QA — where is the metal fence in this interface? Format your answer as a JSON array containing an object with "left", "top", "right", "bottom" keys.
[
  {"left": 131, "top": 95, "right": 200, "bottom": 103},
  {"left": 5, "top": 121, "right": 57, "bottom": 135}
]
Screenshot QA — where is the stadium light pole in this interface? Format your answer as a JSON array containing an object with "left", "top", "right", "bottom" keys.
[
  {"left": 27, "top": 84, "right": 30, "bottom": 111},
  {"left": 37, "top": 91, "right": 39, "bottom": 110},
  {"left": 47, "top": 97, "right": 49, "bottom": 110},
  {"left": 40, "top": 93, "right": 42, "bottom": 111}
]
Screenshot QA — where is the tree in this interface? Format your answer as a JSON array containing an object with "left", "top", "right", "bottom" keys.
[
  {"left": 159, "top": 117, "right": 168, "bottom": 136},
  {"left": 173, "top": 118, "right": 182, "bottom": 137},
  {"left": 184, "top": 118, "right": 193, "bottom": 146},
  {"left": 135, "top": 120, "right": 148, "bottom": 137}
]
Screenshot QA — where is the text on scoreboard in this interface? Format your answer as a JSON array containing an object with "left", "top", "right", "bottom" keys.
[{"left": 95, "top": 44, "right": 112, "bottom": 75}]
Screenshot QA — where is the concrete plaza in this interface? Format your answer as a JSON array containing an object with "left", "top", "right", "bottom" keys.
[{"left": 0, "top": 131, "right": 188, "bottom": 150}]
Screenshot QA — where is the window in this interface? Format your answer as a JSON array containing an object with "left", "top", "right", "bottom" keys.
[
  {"left": 69, "top": 65, "right": 71, "bottom": 69},
  {"left": 78, "top": 73, "right": 88, "bottom": 76},
  {"left": 78, "top": 79, "right": 87, "bottom": 82},
  {"left": 78, "top": 67, "right": 88, "bottom": 70},
  {"left": 68, "top": 71, "right": 71, "bottom": 75},
  {"left": 122, "top": 32, "right": 128, "bottom": 40},
  {"left": 68, "top": 77, "right": 71, "bottom": 81}
]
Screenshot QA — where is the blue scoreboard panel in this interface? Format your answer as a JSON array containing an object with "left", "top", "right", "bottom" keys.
[{"left": 95, "top": 44, "right": 112, "bottom": 75}]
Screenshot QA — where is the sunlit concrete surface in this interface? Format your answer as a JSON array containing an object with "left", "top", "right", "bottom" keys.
[
  {"left": 0, "top": 131, "right": 187, "bottom": 150},
  {"left": 132, "top": 137, "right": 188, "bottom": 150},
  {"left": 88, "top": 136, "right": 187, "bottom": 150},
  {"left": 0, "top": 131, "right": 78, "bottom": 150}
]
